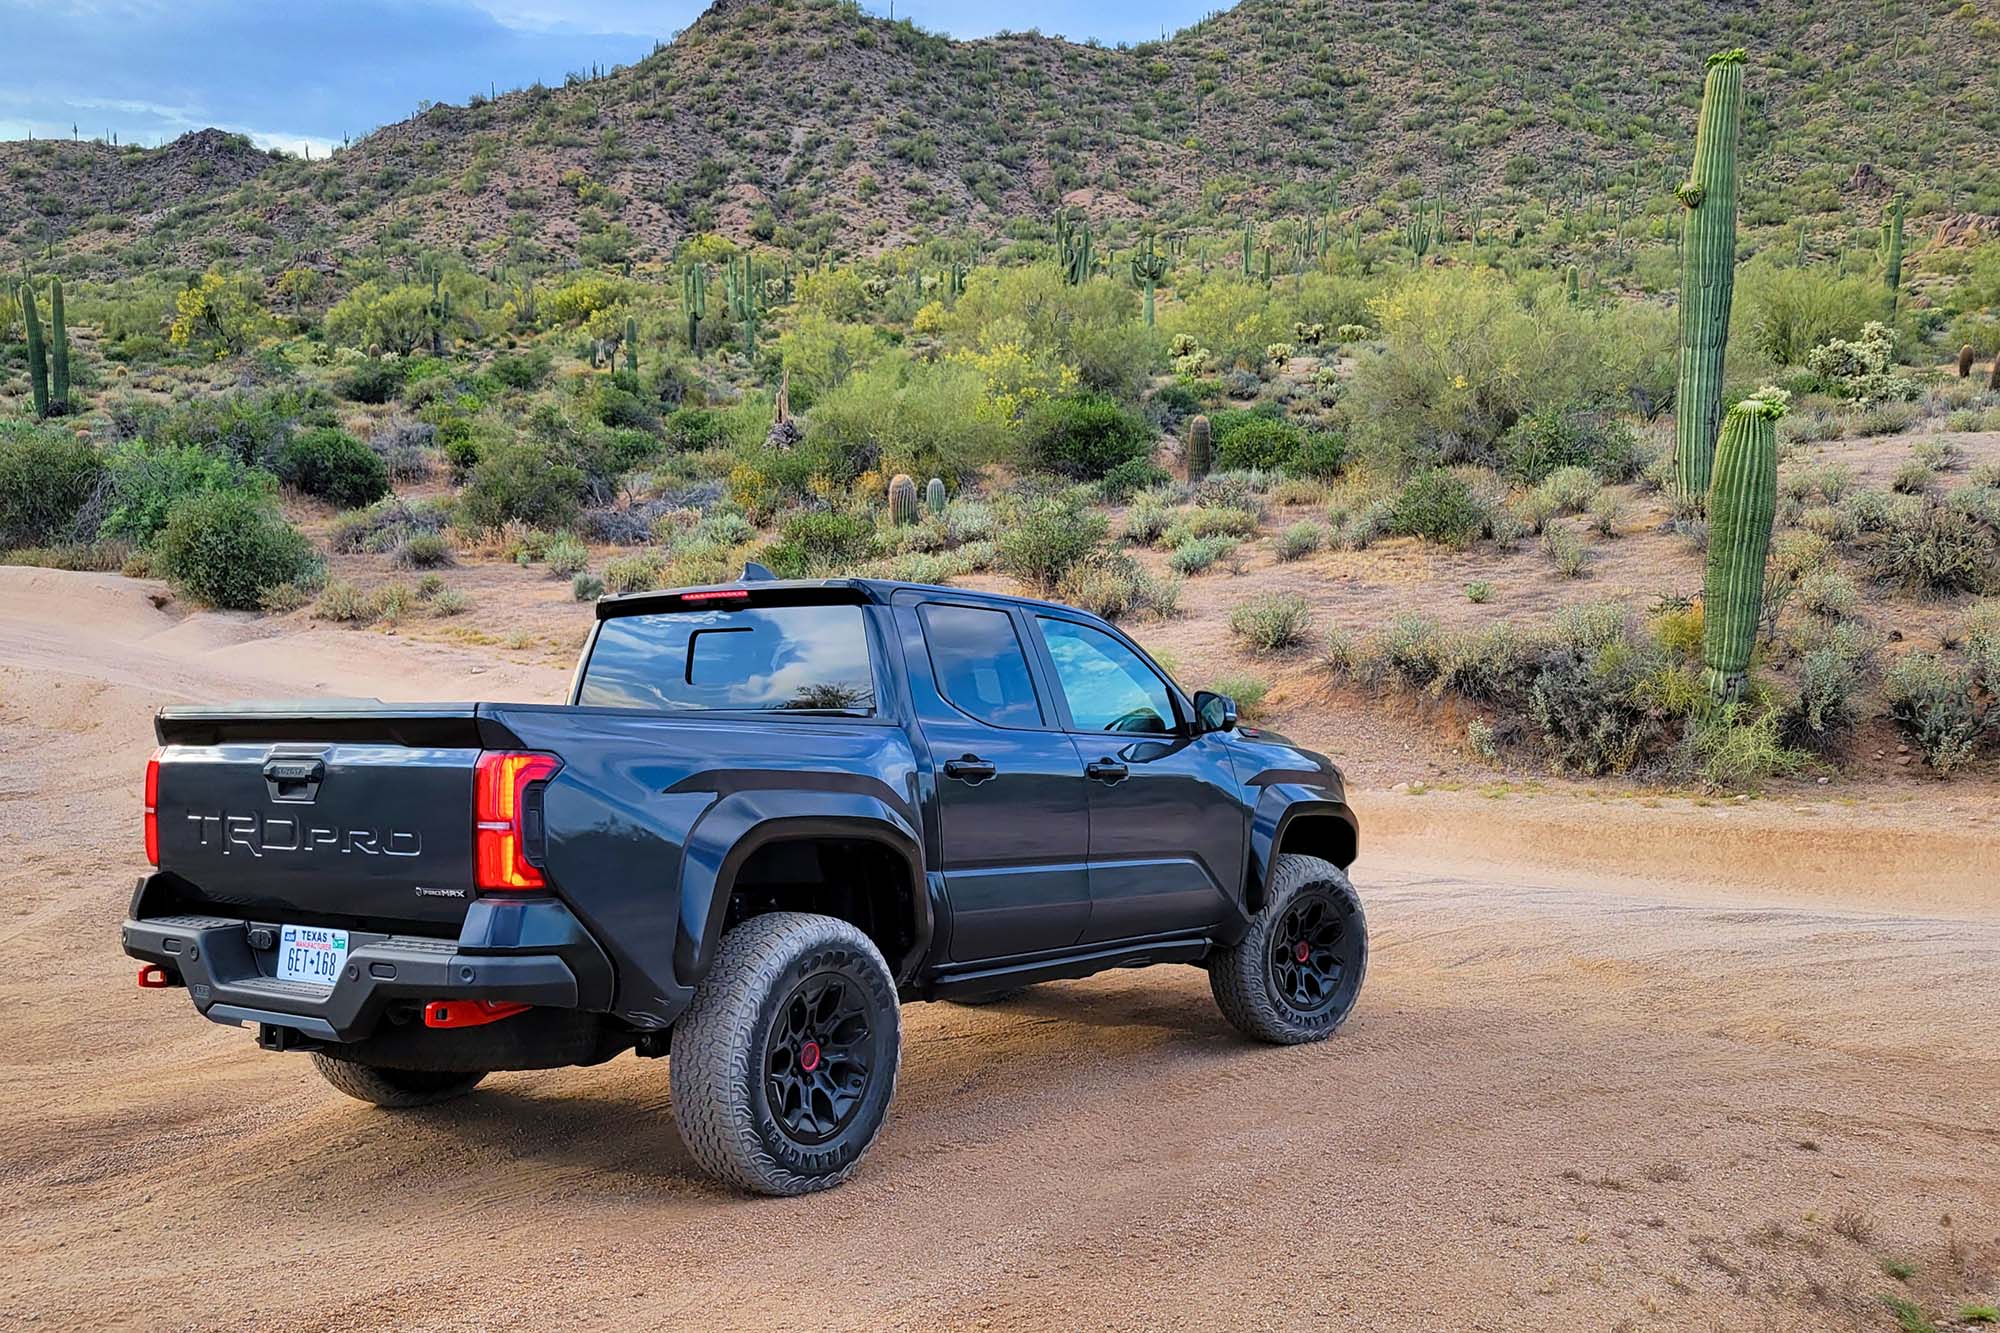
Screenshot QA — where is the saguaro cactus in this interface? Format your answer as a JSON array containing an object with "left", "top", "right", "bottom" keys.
[
  {"left": 49, "top": 277, "right": 69, "bottom": 413},
  {"left": 1701, "top": 388, "right": 1787, "bottom": 702},
  {"left": 682, "top": 264, "right": 707, "bottom": 350},
  {"left": 1672, "top": 49, "right": 1747, "bottom": 504},
  {"left": 1130, "top": 235, "right": 1169, "bottom": 326},
  {"left": 887, "top": 474, "right": 919, "bottom": 526},
  {"left": 925, "top": 477, "right": 947, "bottom": 515},
  {"left": 1883, "top": 194, "right": 1905, "bottom": 301},
  {"left": 1184, "top": 414, "right": 1212, "bottom": 481},
  {"left": 20, "top": 281, "right": 48, "bottom": 418},
  {"left": 1990, "top": 353, "right": 2000, "bottom": 393},
  {"left": 623, "top": 315, "right": 638, "bottom": 373}
]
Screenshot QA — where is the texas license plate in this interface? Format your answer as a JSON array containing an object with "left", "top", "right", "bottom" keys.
[{"left": 275, "top": 924, "right": 349, "bottom": 987}]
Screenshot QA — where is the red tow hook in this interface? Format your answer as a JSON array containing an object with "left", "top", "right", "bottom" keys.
[
  {"left": 424, "top": 999, "right": 530, "bottom": 1029},
  {"left": 136, "top": 964, "right": 173, "bottom": 989}
]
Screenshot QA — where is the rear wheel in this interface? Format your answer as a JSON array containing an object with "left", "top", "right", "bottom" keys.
[
  {"left": 670, "top": 912, "right": 901, "bottom": 1196},
  {"left": 311, "top": 1054, "right": 486, "bottom": 1108},
  {"left": 1209, "top": 854, "right": 1367, "bottom": 1044}
]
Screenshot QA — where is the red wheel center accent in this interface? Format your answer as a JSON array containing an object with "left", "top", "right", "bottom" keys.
[
  {"left": 1294, "top": 940, "right": 1311, "bottom": 963},
  {"left": 799, "top": 1040, "right": 822, "bottom": 1073}
]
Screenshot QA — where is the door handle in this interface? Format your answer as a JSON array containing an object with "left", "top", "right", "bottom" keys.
[
  {"left": 942, "top": 755, "right": 998, "bottom": 784},
  {"left": 1085, "top": 758, "right": 1129, "bottom": 784}
]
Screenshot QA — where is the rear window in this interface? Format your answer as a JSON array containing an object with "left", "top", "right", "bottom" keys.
[{"left": 577, "top": 604, "right": 877, "bottom": 713}]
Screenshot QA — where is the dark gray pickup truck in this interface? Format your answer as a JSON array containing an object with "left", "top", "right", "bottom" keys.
[{"left": 126, "top": 573, "right": 1364, "bottom": 1194}]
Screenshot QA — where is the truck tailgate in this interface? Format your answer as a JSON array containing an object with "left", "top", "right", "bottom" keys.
[{"left": 154, "top": 708, "right": 488, "bottom": 929}]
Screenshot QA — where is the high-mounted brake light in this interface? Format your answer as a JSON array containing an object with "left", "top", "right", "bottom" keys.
[
  {"left": 680, "top": 588, "right": 750, "bottom": 603},
  {"left": 144, "top": 749, "right": 162, "bottom": 866},
  {"left": 474, "top": 751, "right": 560, "bottom": 892}
]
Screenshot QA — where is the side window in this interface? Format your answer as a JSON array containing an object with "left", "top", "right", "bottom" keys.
[
  {"left": 1037, "top": 617, "right": 1177, "bottom": 735},
  {"left": 919, "top": 603, "right": 1044, "bottom": 728}
]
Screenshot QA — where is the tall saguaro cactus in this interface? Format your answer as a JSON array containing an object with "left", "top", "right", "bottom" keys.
[
  {"left": 1883, "top": 194, "right": 1905, "bottom": 302},
  {"left": 682, "top": 264, "right": 707, "bottom": 350},
  {"left": 49, "top": 277, "right": 69, "bottom": 413},
  {"left": 1701, "top": 389, "right": 1788, "bottom": 702},
  {"left": 20, "top": 281, "right": 48, "bottom": 418},
  {"left": 1672, "top": 49, "right": 1747, "bottom": 504},
  {"left": 1130, "top": 235, "right": 1169, "bottom": 326}
]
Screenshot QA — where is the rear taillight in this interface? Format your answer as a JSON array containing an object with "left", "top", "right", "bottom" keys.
[
  {"left": 144, "top": 749, "right": 161, "bottom": 866},
  {"left": 474, "top": 751, "right": 559, "bottom": 892}
]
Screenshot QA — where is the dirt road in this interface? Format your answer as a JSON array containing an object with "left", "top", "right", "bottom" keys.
[{"left": 2, "top": 568, "right": 1995, "bottom": 1331}]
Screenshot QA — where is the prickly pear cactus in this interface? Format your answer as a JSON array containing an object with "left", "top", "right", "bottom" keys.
[
  {"left": 888, "top": 474, "right": 919, "bottom": 526},
  {"left": 925, "top": 477, "right": 947, "bottom": 515},
  {"left": 1701, "top": 387, "right": 1788, "bottom": 702}
]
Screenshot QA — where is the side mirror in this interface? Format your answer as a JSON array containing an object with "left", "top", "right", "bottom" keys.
[{"left": 1193, "top": 691, "right": 1238, "bottom": 734}]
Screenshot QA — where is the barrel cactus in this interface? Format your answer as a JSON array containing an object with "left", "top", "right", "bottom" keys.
[
  {"left": 1672, "top": 49, "right": 1747, "bottom": 505},
  {"left": 888, "top": 474, "right": 919, "bottom": 525},
  {"left": 1701, "top": 388, "right": 1788, "bottom": 702},
  {"left": 1185, "top": 414, "right": 1212, "bottom": 481},
  {"left": 1959, "top": 344, "right": 1976, "bottom": 378},
  {"left": 925, "top": 477, "right": 947, "bottom": 516}
]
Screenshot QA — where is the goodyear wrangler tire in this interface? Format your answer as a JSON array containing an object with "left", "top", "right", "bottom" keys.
[
  {"left": 670, "top": 912, "right": 902, "bottom": 1196},
  {"left": 1209, "top": 854, "right": 1367, "bottom": 1045},
  {"left": 311, "top": 1054, "right": 486, "bottom": 1108}
]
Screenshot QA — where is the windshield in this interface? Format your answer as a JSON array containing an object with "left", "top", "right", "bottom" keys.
[{"left": 577, "top": 603, "right": 876, "bottom": 713}]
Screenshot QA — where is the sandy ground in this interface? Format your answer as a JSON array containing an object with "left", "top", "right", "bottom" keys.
[{"left": 2, "top": 566, "right": 1997, "bottom": 1331}]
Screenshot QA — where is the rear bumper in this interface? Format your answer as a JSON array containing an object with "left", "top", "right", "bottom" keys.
[{"left": 121, "top": 883, "right": 615, "bottom": 1045}]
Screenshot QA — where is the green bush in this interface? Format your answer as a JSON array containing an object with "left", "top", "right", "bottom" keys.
[
  {"left": 276, "top": 428, "right": 390, "bottom": 509},
  {"left": 997, "top": 500, "right": 1108, "bottom": 590},
  {"left": 458, "top": 442, "right": 587, "bottom": 532},
  {"left": 1166, "top": 534, "right": 1238, "bottom": 575},
  {"left": 334, "top": 359, "right": 405, "bottom": 404},
  {"left": 1293, "top": 431, "right": 1349, "bottom": 480},
  {"left": 572, "top": 572, "right": 606, "bottom": 601},
  {"left": 1054, "top": 552, "right": 1182, "bottom": 622},
  {"left": 1873, "top": 504, "right": 1996, "bottom": 597},
  {"left": 1022, "top": 394, "right": 1153, "bottom": 480},
  {"left": 763, "top": 509, "right": 880, "bottom": 577},
  {"left": 0, "top": 421, "right": 105, "bottom": 548},
  {"left": 806, "top": 355, "right": 1008, "bottom": 483},
  {"left": 1734, "top": 259, "right": 1886, "bottom": 366},
  {"left": 1274, "top": 521, "right": 1323, "bottom": 561},
  {"left": 1390, "top": 469, "right": 1490, "bottom": 548},
  {"left": 392, "top": 531, "right": 453, "bottom": 569},
  {"left": 489, "top": 348, "right": 552, "bottom": 390},
  {"left": 1214, "top": 415, "right": 1305, "bottom": 471},
  {"left": 155, "top": 490, "right": 318, "bottom": 610},
  {"left": 1230, "top": 592, "right": 1315, "bottom": 651},
  {"left": 1883, "top": 653, "right": 1985, "bottom": 774}
]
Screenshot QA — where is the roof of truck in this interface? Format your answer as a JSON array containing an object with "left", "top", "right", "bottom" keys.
[{"left": 593, "top": 572, "right": 1097, "bottom": 622}]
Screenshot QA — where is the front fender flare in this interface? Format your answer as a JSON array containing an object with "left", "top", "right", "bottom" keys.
[
  {"left": 676, "top": 790, "right": 928, "bottom": 986},
  {"left": 1247, "top": 785, "right": 1359, "bottom": 913}
]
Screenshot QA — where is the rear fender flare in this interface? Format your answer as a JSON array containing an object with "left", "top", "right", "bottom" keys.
[{"left": 676, "top": 791, "right": 928, "bottom": 985}]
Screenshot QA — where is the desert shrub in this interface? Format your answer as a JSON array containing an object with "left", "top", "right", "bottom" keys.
[
  {"left": 1800, "top": 504, "right": 1858, "bottom": 541},
  {"left": 1160, "top": 505, "right": 1258, "bottom": 548},
  {"left": 1543, "top": 523, "right": 1589, "bottom": 577},
  {"left": 1022, "top": 394, "right": 1153, "bottom": 480},
  {"left": 0, "top": 421, "right": 104, "bottom": 548},
  {"left": 1501, "top": 405, "right": 1643, "bottom": 484},
  {"left": 1779, "top": 635, "right": 1869, "bottom": 753},
  {"left": 95, "top": 439, "right": 259, "bottom": 546},
  {"left": 1099, "top": 456, "right": 1171, "bottom": 501},
  {"left": 1274, "top": 521, "right": 1323, "bottom": 561},
  {"left": 155, "top": 490, "right": 318, "bottom": 610},
  {"left": 1292, "top": 431, "right": 1349, "bottom": 480},
  {"left": 276, "top": 428, "right": 389, "bottom": 509},
  {"left": 997, "top": 499, "right": 1108, "bottom": 590},
  {"left": 572, "top": 572, "right": 606, "bottom": 601},
  {"left": 1535, "top": 465, "right": 1602, "bottom": 514},
  {"left": 1892, "top": 459, "right": 1935, "bottom": 495},
  {"left": 805, "top": 355, "right": 1008, "bottom": 483},
  {"left": 369, "top": 419, "right": 436, "bottom": 482},
  {"left": 328, "top": 495, "right": 451, "bottom": 554},
  {"left": 489, "top": 348, "right": 552, "bottom": 390},
  {"left": 1167, "top": 534, "right": 1239, "bottom": 575},
  {"left": 1124, "top": 490, "right": 1177, "bottom": 544},
  {"left": 1465, "top": 581, "right": 1492, "bottom": 604},
  {"left": 1055, "top": 552, "right": 1181, "bottom": 621},
  {"left": 762, "top": 509, "right": 880, "bottom": 578},
  {"left": 312, "top": 579, "right": 373, "bottom": 623},
  {"left": 1795, "top": 568, "right": 1860, "bottom": 620},
  {"left": 1873, "top": 505, "right": 1996, "bottom": 596},
  {"left": 1205, "top": 673, "right": 1270, "bottom": 719},
  {"left": 1674, "top": 705, "right": 1807, "bottom": 790},
  {"left": 1230, "top": 593, "right": 1315, "bottom": 651},
  {"left": 543, "top": 532, "right": 590, "bottom": 576},
  {"left": 1882, "top": 653, "right": 1985, "bottom": 774},
  {"left": 1587, "top": 490, "right": 1626, "bottom": 536},
  {"left": 429, "top": 586, "right": 469, "bottom": 616},
  {"left": 938, "top": 263, "right": 1155, "bottom": 398},
  {"left": 1214, "top": 415, "right": 1304, "bottom": 472},
  {"left": 1390, "top": 469, "right": 1490, "bottom": 548},
  {"left": 1734, "top": 259, "right": 1886, "bottom": 366},
  {"left": 1527, "top": 609, "right": 1672, "bottom": 776},
  {"left": 392, "top": 531, "right": 453, "bottom": 569},
  {"left": 602, "top": 552, "right": 666, "bottom": 593},
  {"left": 334, "top": 359, "right": 404, "bottom": 405},
  {"left": 1161, "top": 276, "right": 1288, "bottom": 368},
  {"left": 458, "top": 442, "right": 588, "bottom": 532}
]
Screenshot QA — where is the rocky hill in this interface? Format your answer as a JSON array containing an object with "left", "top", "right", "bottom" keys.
[{"left": 1, "top": 0, "right": 1994, "bottom": 274}]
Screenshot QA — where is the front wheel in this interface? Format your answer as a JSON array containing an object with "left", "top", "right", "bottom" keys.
[
  {"left": 670, "top": 912, "right": 902, "bottom": 1196},
  {"left": 311, "top": 1055, "right": 486, "bottom": 1108},
  {"left": 1209, "top": 854, "right": 1367, "bottom": 1044}
]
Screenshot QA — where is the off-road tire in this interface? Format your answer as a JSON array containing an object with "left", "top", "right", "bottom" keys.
[
  {"left": 1210, "top": 854, "right": 1367, "bottom": 1044},
  {"left": 670, "top": 912, "right": 901, "bottom": 1196},
  {"left": 311, "top": 1054, "right": 487, "bottom": 1108}
]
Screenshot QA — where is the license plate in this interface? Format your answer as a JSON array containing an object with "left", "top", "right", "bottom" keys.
[{"left": 275, "top": 925, "right": 349, "bottom": 987}]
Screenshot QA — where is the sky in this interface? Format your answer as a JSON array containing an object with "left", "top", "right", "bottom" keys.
[{"left": 0, "top": 0, "right": 1218, "bottom": 157}]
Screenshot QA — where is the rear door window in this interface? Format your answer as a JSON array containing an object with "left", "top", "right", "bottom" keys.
[
  {"left": 578, "top": 603, "right": 876, "bottom": 712},
  {"left": 919, "top": 603, "right": 1043, "bottom": 727}
]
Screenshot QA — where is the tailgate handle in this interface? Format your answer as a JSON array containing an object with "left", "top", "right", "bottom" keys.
[{"left": 262, "top": 757, "right": 325, "bottom": 802}]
